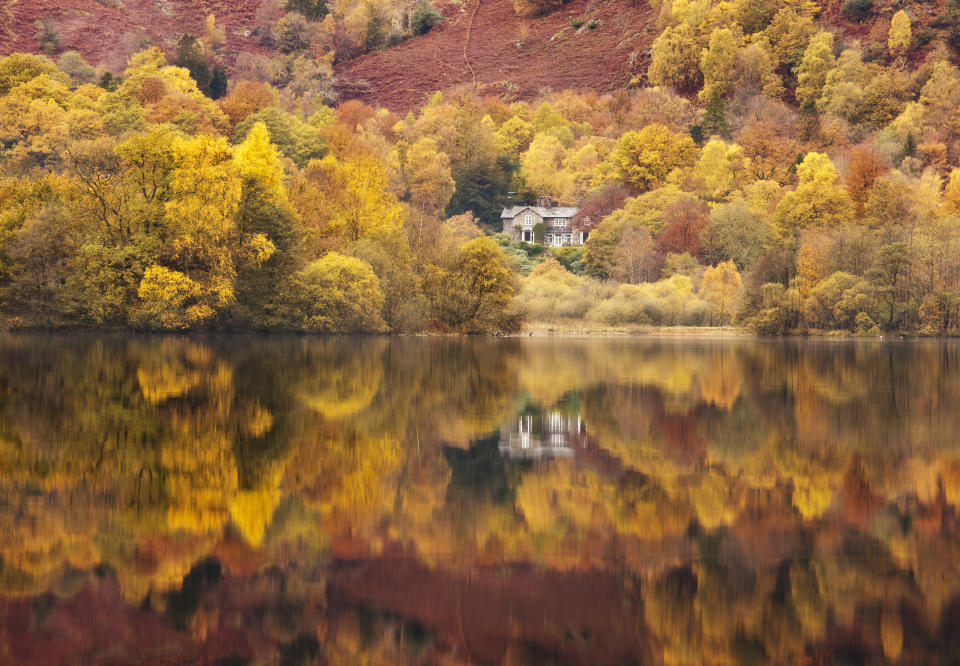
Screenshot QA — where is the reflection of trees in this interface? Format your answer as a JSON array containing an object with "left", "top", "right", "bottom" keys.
[{"left": 10, "top": 336, "right": 960, "bottom": 662}]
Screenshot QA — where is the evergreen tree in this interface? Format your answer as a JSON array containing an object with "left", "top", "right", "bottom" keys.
[
  {"left": 208, "top": 66, "right": 228, "bottom": 100},
  {"left": 174, "top": 34, "right": 212, "bottom": 95},
  {"left": 701, "top": 89, "right": 730, "bottom": 139},
  {"left": 286, "top": 0, "right": 328, "bottom": 20}
]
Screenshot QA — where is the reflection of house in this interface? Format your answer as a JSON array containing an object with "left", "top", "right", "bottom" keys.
[
  {"left": 501, "top": 196, "right": 584, "bottom": 247},
  {"left": 499, "top": 409, "right": 586, "bottom": 459}
]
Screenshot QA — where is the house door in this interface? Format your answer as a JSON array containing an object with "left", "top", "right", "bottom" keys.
[{"left": 522, "top": 230, "right": 533, "bottom": 242}]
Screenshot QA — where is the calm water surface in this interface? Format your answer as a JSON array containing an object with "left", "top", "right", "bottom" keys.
[{"left": 1, "top": 334, "right": 960, "bottom": 664}]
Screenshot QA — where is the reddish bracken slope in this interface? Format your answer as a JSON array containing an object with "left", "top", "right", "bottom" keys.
[
  {"left": 2, "top": 0, "right": 949, "bottom": 113},
  {"left": 0, "top": 0, "right": 265, "bottom": 72},
  {"left": 335, "top": 0, "right": 656, "bottom": 112}
]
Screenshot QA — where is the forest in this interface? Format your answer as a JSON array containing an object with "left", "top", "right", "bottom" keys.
[{"left": 4, "top": 0, "right": 960, "bottom": 333}]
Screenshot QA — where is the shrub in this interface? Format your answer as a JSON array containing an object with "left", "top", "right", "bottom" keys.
[
  {"left": 411, "top": 1, "right": 444, "bottom": 35},
  {"left": 842, "top": 0, "right": 873, "bottom": 21},
  {"left": 58, "top": 51, "right": 99, "bottom": 86},
  {"left": 854, "top": 312, "right": 879, "bottom": 335},
  {"left": 35, "top": 19, "right": 61, "bottom": 55},
  {"left": 517, "top": 260, "right": 595, "bottom": 319},
  {"left": 285, "top": 254, "right": 387, "bottom": 332},
  {"left": 571, "top": 19, "right": 583, "bottom": 29},
  {"left": 276, "top": 12, "right": 315, "bottom": 53},
  {"left": 586, "top": 19, "right": 600, "bottom": 29},
  {"left": 587, "top": 285, "right": 649, "bottom": 326}
]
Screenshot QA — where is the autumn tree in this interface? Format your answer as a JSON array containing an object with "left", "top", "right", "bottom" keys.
[
  {"left": 231, "top": 122, "right": 298, "bottom": 325},
  {"left": 136, "top": 134, "right": 275, "bottom": 329},
  {"left": 521, "top": 133, "right": 573, "bottom": 199},
  {"left": 296, "top": 152, "right": 403, "bottom": 249},
  {"left": 764, "top": 8, "right": 815, "bottom": 70},
  {"left": 611, "top": 225, "right": 659, "bottom": 284},
  {"left": 775, "top": 152, "right": 853, "bottom": 234},
  {"left": 423, "top": 237, "right": 517, "bottom": 332},
  {"left": 795, "top": 31, "right": 835, "bottom": 110},
  {"left": 218, "top": 81, "right": 275, "bottom": 129},
  {"left": 736, "top": 97, "right": 799, "bottom": 182},
  {"left": 611, "top": 125, "right": 698, "bottom": 192},
  {"left": 648, "top": 23, "right": 701, "bottom": 92},
  {"left": 888, "top": 10, "right": 911, "bottom": 62},
  {"left": 701, "top": 261, "right": 742, "bottom": 325},
  {"left": 844, "top": 143, "right": 889, "bottom": 215},
  {"left": 700, "top": 199, "right": 773, "bottom": 271},
  {"left": 657, "top": 197, "right": 710, "bottom": 259},
  {"left": 699, "top": 28, "right": 738, "bottom": 102},
  {"left": 284, "top": 253, "right": 386, "bottom": 332},
  {"left": 868, "top": 241, "right": 911, "bottom": 329}
]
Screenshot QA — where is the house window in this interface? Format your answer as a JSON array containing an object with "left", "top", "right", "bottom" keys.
[
  {"left": 554, "top": 218, "right": 567, "bottom": 227},
  {"left": 523, "top": 214, "right": 533, "bottom": 227},
  {"left": 563, "top": 234, "right": 572, "bottom": 245},
  {"left": 544, "top": 233, "right": 553, "bottom": 244}
]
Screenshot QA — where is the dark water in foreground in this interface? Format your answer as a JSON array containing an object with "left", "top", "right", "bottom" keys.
[{"left": 2, "top": 335, "right": 960, "bottom": 664}]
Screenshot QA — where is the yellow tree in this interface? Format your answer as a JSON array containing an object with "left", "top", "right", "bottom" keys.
[
  {"left": 888, "top": 11, "right": 912, "bottom": 62},
  {"left": 648, "top": 23, "right": 702, "bottom": 91},
  {"left": 701, "top": 261, "right": 742, "bottom": 325},
  {"left": 699, "top": 27, "right": 739, "bottom": 102},
  {"left": 690, "top": 138, "right": 751, "bottom": 201},
  {"left": 611, "top": 124, "right": 698, "bottom": 192},
  {"left": 400, "top": 137, "right": 455, "bottom": 216},
  {"left": 234, "top": 121, "right": 286, "bottom": 203},
  {"left": 795, "top": 31, "right": 836, "bottom": 109},
  {"left": 286, "top": 253, "right": 387, "bottom": 332},
  {"left": 299, "top": 152, "right": 404, "bottom": 248},
  {"left": 521, "top": 133, "right": 574, "bottom": 199},
  {"left": 137, "top": 134, "right": 275, "bottom": 328},
  {"left": 495, "top": 115, "right": 534, "bottom": 158},
  {"left": 774, "top": 152, "right": 853, "bottom": 235},
  {"left": 108, "top": 48, "right": 229, "bottom": 134},
  {"left": 943, "top": 169, "right": 960, "bottom": 217}
]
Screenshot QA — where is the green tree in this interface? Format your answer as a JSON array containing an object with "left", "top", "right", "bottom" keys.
[
  {"left": 174, "top": 34, "right": 212, "bottom": 96},
  {"left": 286, "top": 0, "right": 328, "bottom": 20}
]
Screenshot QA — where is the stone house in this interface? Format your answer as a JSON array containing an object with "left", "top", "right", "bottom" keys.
[{"left": 501, "top": 196, "right": 585, "bottom": 247}]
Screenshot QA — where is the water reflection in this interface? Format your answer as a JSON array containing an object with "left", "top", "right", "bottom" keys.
[
  {"left": 2, "top": 335, "right": 960, "bottom": 663},
  {"left": 499, "top": 400, "right": 585, "bottom": 459}
]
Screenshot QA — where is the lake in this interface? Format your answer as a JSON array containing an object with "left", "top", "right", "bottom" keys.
[{"left": 1, "top": 334, "right": 960, "bottom": 664}]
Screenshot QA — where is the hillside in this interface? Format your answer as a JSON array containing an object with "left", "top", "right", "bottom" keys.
[
  {"left": 335, "top": 0, "right": 656, "bottom": 112},
  {"left": 0, "top": 0, "right": 267, "bottom": 73},
  {"left": 1, "top": 0, "right": 956, "bottom": 112}
]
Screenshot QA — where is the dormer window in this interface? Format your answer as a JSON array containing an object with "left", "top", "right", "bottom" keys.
[
  {"left": 523, "top": 214, "right": 533, "bottom": 227},
  {"left": 554, "top": 218, "right": 567, "bottom": 227}
]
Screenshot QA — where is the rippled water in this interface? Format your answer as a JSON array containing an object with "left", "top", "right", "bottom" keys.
[{"left": 1, "top": 334, "right": 960, "bottom": 664}]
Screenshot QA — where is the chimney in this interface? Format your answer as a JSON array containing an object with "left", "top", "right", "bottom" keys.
[{"left": 576, "top": 196, "right": 583, "bottom": 208}]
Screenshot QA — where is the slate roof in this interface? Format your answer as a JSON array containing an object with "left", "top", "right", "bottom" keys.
[{"left": 501, "top": 205, "right": 580, "bottom": 219}]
